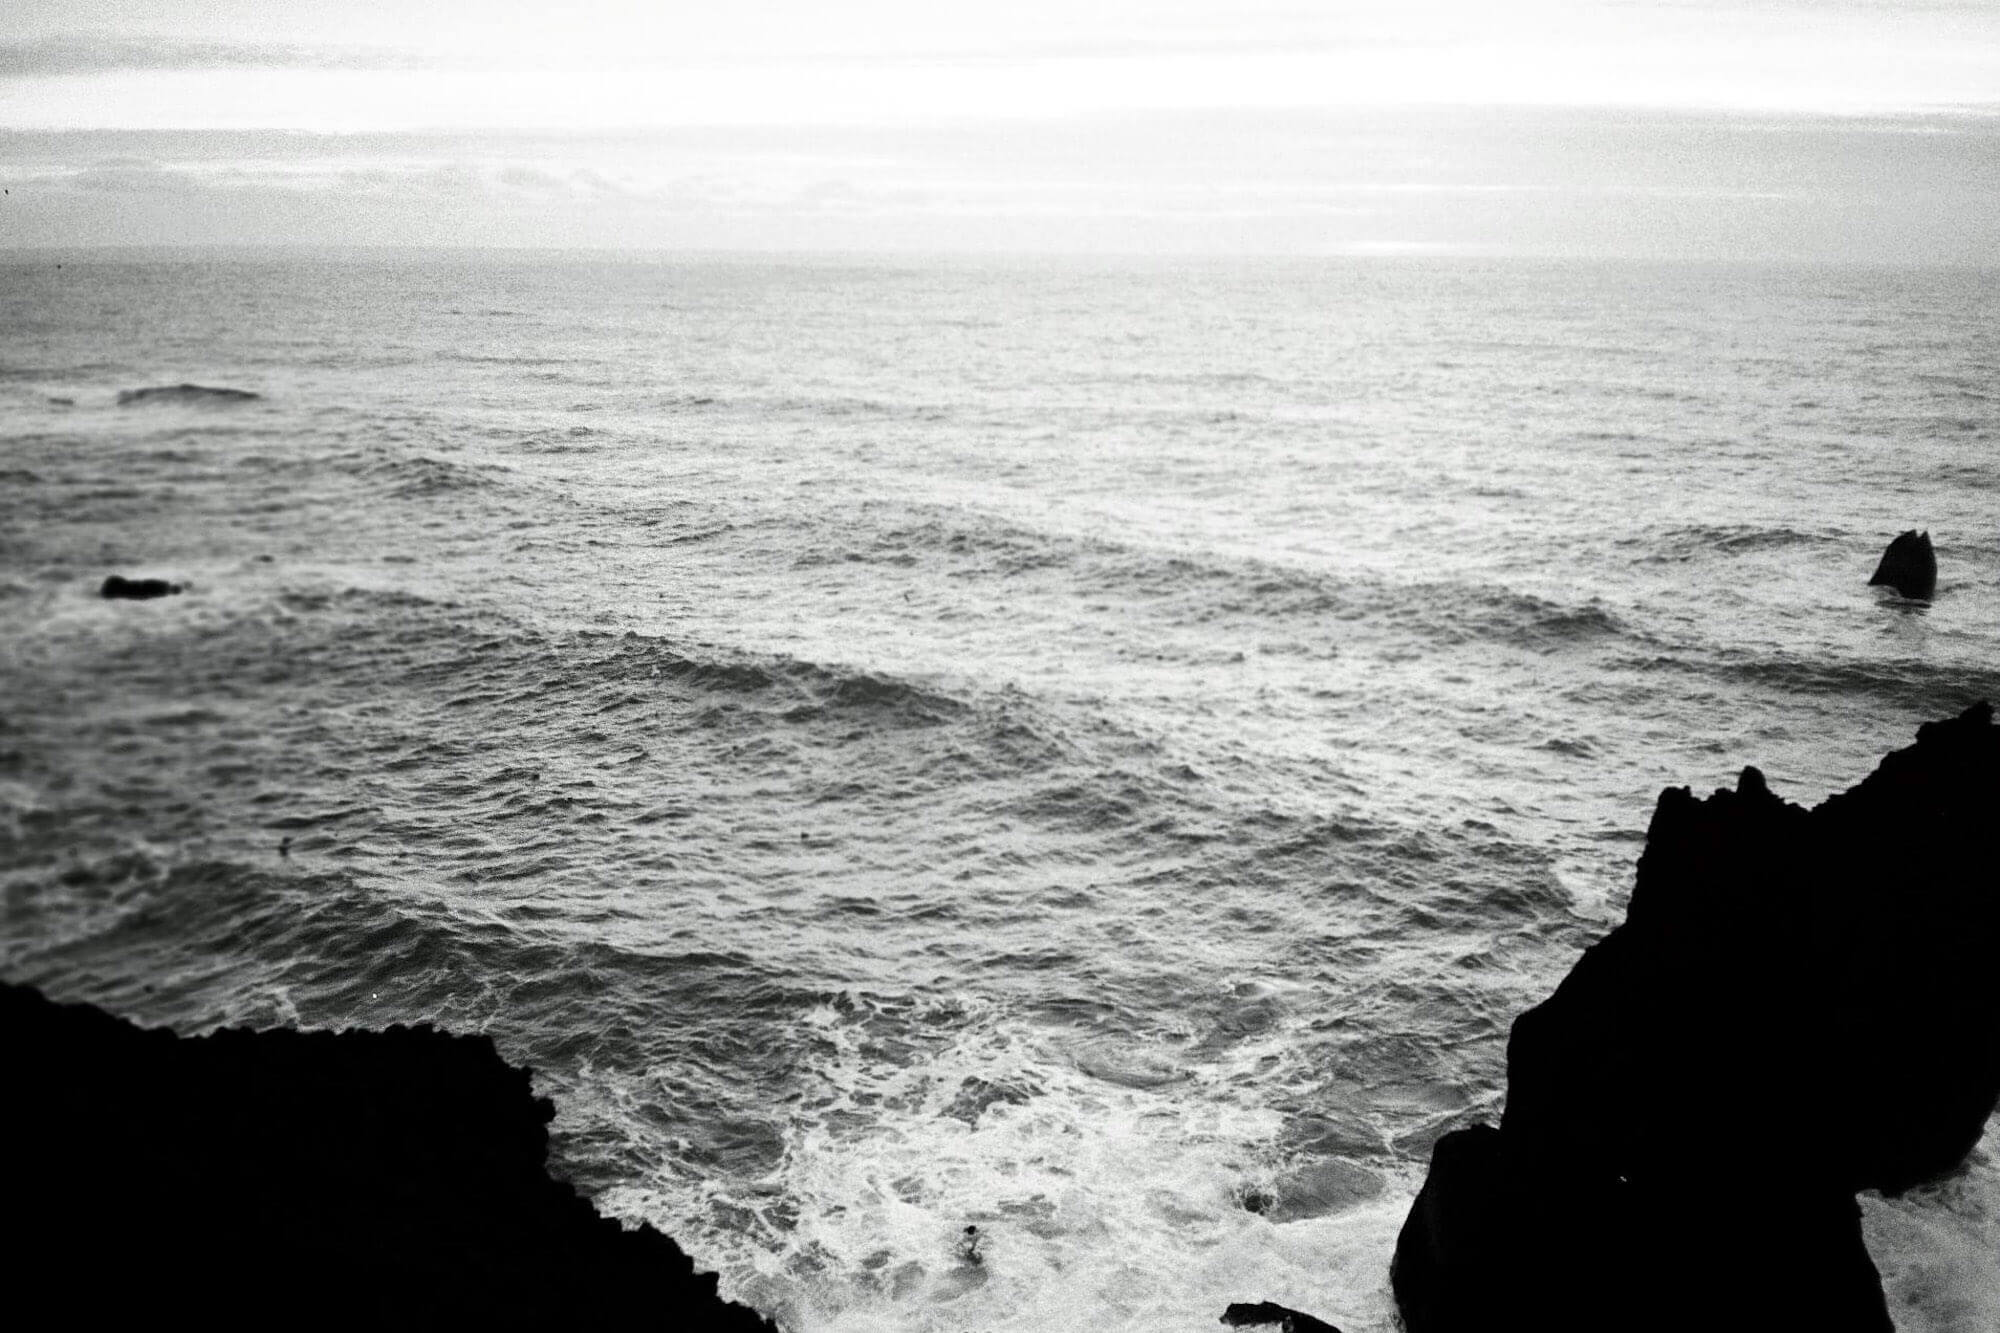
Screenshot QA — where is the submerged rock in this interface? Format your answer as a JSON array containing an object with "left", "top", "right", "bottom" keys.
[
  {"left": 1868, "top": 529, "right": 1937, "bottom": 600},
  {"left": 116, "top": 382, "right": 260, "bottom": 405},
  {"left": 100, "top": 574, "right": 182, "bottom": 599},
  {"left": 1392, "top": 702, "right": 2000, "bottom": 1332},
  {"left": 0, "top": 984, "right": 780, "bottom": 1330},
  {"left": 1239, "top": 1159, "right": 1383, "bottom": 1222}
]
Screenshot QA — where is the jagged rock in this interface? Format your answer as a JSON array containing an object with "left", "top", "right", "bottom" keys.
[
  {"left": 100, "top": 575, "right": 182, "bottom": 599},
  {"left": 1392, "top": 702, "right": 2000, "bottom": 1332},
  {"left": 1220, "top": 1300, "right": 1344, "bottom": 1332},
  {"left": 116, "top": 383, "right": 261, "bottom": 405},
  {"left": 0, "top": 984, "right": 780, "bottom": 1331},
  {"left": 1868, "top": 529, "right": 1936, "bottom": 600}
]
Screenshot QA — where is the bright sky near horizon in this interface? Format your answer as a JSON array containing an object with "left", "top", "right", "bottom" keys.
[{"left": 2, "top": 1, "right": 1998, "bottom": 257}]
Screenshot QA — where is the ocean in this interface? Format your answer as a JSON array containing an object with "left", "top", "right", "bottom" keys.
[{"left": 3, "top": 252, "right": 1996, "bottom": 1331}]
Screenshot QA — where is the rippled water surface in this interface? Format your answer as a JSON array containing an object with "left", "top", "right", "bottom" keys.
[{"left": 4, "top": 254, "right": 1997, "bottom": 1331}]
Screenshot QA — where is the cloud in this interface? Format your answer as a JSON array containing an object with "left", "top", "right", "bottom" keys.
[
  {"left": 2, "top": 108, "right": 1996, "bottom": 262},
  {"left": 64, "top": 157, "right": 198, "bottom": 193},
  {"left": 6, "top": 152, "right": 665, "bottom": 207},
  {"left": 0, "top": 35, "right": 411, "bottom": 77}
]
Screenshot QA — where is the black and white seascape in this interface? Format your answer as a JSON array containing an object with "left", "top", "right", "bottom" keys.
[{"left": 4, "top": 7, "right": 2000, "bottom": 1333}]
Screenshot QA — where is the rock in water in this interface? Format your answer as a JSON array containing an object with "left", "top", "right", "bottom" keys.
[
  {"left": 100, "top": 574, "right": 183, "bottom": 599},
  {"left": 1392, "top": 702, "right": 2000, "bottom": 1333},
  {"left": 115, "top": 383, "right": 260, "bottom": 405},
  {"left": 1220, "top": 1300, "right": 1345, "bottom": 1332},
  {"left": 0, "top": 984, "right": 781, "bottom": 1331},
  {"left": 1868, "top": 529, "right": 1937, "bottom": 600}
]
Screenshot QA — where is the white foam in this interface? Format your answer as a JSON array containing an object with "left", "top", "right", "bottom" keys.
[{"left": 674, "top": 992, "right": 1403, "bottom": 1332}]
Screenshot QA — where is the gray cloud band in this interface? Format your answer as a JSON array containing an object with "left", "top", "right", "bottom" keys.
[{"left": 0, "top": 36, "right": 413, "bottom": 77}]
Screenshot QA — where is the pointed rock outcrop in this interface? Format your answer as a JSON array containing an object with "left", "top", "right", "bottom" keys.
[
  {"left": 1868, "top": 529, "right": 1937, "bottom": 600},
  {"left": 1393, "top": 702, "right": 2000, "bottom": 1332}
]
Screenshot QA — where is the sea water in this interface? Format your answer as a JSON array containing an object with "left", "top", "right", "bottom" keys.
[{"left": 2, "top": 253, "right": 1997, "bottom": 1330}]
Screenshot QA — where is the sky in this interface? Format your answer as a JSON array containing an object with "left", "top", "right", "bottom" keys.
[{"left": 1, "top": 1, "right": 1997, "bottom": 258}]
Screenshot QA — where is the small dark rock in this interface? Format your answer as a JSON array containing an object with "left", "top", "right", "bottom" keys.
[
  {"left": 1238, "top": 1184, "right": 1278, "bottom": 1215},
  {"left": 116, "top": 383, "right": 260, "bottom": 405},
  {"left": 100, "top": 575, "right": 182, "bottom": 600},
  {"left": 1220, "top": 1300, "right": 1344, "bottom": 1332},
  {"left": 1868, "top": 528, "right": 1936, "bottom": 600}
]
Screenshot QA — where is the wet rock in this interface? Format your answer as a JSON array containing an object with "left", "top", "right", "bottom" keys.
[
  {"left": 1392, "top": 702, "right": 2000, "bottom": 1332},
  {"left": 116, "top": 383, "right": 261, "bottom": 405},
  {"left": 0, "top": 983, "right": 779, "bottom": 1330},
  {"left": 1868, "top": 529, "right": 1936, "bottom": 600},
  {"left": 1220, "top": 1300, "right": 1344, "bottom": 1332},
  {"left": 100, "top": 575, "right": 182, "bottom": 599},
  {"left": 1238, "top": 1183, "right": 1279, "bottom": 1215}
]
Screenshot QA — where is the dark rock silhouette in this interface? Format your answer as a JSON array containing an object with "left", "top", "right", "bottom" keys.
[
  {"left": 1220, "top": 1300, "right": 1344, "bottom": 1332},
  {"left": 1868, "top": 529, "right": 1936, "bottom": 600},
  {"left": 0, "top": 984, "right": 781, "bottom": 1330},
  {"left": 116, "top": 382, "right": 261, "bottom": 405},
  {"left": 100, "top": 574, "right": 182, "bottom": 599},
  {"left": 1392, "top": 702, "right": 2000, "bottom": 1333}
]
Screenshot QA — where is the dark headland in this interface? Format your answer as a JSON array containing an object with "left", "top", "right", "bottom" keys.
[
  {"left": 0, "top": 984, "right": 779, "bottom": 1330},
  {"left": 1391, "top": 701, "right": 2000, "bottom": 1332}
]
